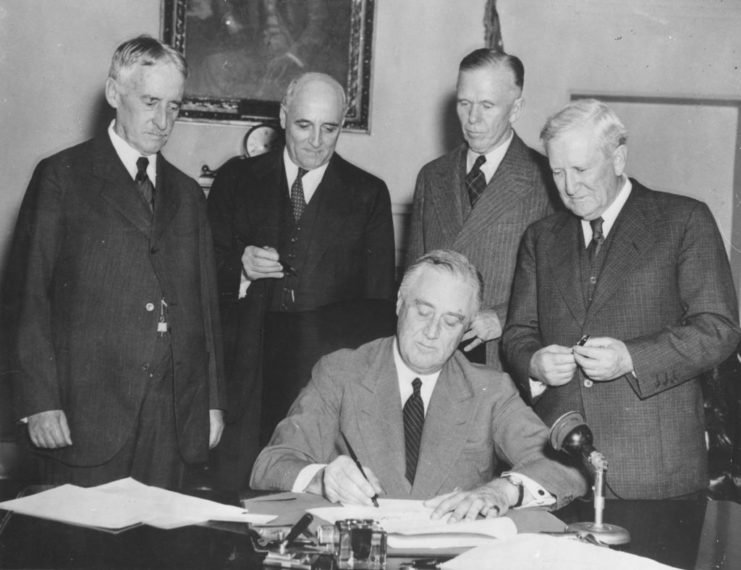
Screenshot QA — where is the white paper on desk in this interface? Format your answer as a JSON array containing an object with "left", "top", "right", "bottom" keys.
[
  {"left": 0, "top": 484, "right": 148, "bottom": 531},
  {"left": 441, "top": 534, "right": 680, "bottom": 570},
  {"left": 309, "top": 498, "right": 516, "bottom": 549},
  {"left": 95, "top": 478, "right": 276, "bottom": 528},
  {"left": 0, "top": 478, "right": 276, "bottom": 531}
]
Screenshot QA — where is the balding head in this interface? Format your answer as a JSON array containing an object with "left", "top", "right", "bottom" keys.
[{"left": 279, "top": 73, "right": 347, "bottom": 170}]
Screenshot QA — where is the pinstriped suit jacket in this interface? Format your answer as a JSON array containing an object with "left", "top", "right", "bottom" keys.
[
  {"left": 406, "top": 134, "right": 557, "bottom": 369},
  {"left": 250, "top": 336, "right": 586, "bottom": 507},
  {"left": 503, "top": 181, "right": 741, "bottom": 498}
]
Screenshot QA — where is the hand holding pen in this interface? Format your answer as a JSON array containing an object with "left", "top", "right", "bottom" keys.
[{"left": 310, "top": 434, "right": 384, "bottom": 506}]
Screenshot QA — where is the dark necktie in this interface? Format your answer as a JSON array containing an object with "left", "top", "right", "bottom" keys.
[
  {"left": 403, "top": 378, "right": 425, "bottom": 484},
  {"left": 466, "top": 154, "right": 487, "bottom": 207},
  {"left": 587, "top": 217, "right": 605, "bottom": 261},
  {"left": 135, "top": 156, "right": 155, "bottom": 212},
  {"left": 290, "top": 167, "right": 308, "bottom": 221}
]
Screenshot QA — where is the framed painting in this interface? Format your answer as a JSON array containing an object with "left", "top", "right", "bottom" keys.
[{"left": 161, "top": 0, "right": 375, "bottom": 131}]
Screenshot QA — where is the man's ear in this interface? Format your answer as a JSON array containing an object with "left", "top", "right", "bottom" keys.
[
  {"left": 104, "top": 78, "right": 119, "bottom": 109},
  {"left": 279, "top": 105, "right": 287, "bottom": 129},
  {"left": 395, "top": 292, "right": 403, "bottom": 317},
  {"left": 612, "top": 144, "right": 627, "bottom": 176},
  {"left": 509, "top": 96, "right": 524, "bottom": 125}
]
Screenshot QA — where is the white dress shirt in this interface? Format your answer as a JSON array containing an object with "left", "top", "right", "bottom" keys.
[
  {"left": 465, "top": 130, "right": 514, "bottom": 184},
  {"left": 108, "top": 120, "right": 157, "bottom": 185}
]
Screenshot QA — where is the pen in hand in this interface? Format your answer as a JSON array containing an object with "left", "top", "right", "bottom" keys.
[{"left": 340, "top": 431, "right": 380, "bottom": 507}]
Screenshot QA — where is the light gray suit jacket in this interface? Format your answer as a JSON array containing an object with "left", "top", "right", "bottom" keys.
[
  {"left": 406, "top": 134, "right": 557, "bottom": 369},
  {"left": 503, "top": 182, "right": 741, "bottom": 498},
  {"left": 250, "top": 337, "right": 586, "bottom": 507}
]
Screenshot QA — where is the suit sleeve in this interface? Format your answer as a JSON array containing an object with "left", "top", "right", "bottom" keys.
[
  {"left": 489, "top": 378, "right": 587, "bottom": 508},
  {"left": 206, "top": 161, "right": 245, "bottom": 302},
  {"left": 362, "top": 179, "right": 396, "bottom": 300},
  {"left": 502, "top": 226, "right": 545, "bottom": 397},
  {"left": 9, "top": 159, "right": 65, "bottom": 417},
  {"left": 404, "top": 168, "right": 427, "bottom": 270},
  {"left": 249, "top": 355, "right": 343, "bottom": 490},
  {"left": 624, "top": 202, "right": 741, "bottom": 397},
  {"left": 197, "top": 191, "right": 226, "bottom": 409}
]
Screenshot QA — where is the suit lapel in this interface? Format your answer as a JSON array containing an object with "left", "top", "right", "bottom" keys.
[
  {"left": 547, "top": 215, "right": 588, "bottom": 324},
  {"left": 455, "top": 135, "right": 534, "bottom": 251},
  {"left": 152, "top": 156, "right": 182, "bottom": 245},
  {"left": 354, "top": 338, "right": 409, "bottom": 494},
  {"left": 412, "top": 355, "right": 476, "bottom": 498},
  {"left": 299, "top": 157, "right": 353, "bottom": 281},
  {"left": 587, "top": 186, "right": 656, "bottom": 317},
  {"left": 428, "top": 147, "right": 466, "bottom": 246},
  {"left": 92, "top": 135, "right": 152, "bottom": 237}
]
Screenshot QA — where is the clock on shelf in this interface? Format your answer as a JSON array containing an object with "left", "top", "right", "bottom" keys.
[{"left": 242, "top": 123, "right": 282, "bottom": 157}]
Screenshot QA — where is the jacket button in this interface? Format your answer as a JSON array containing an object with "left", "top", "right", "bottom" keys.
[
  {"left": 145, "top": 303, "right": 155, "bottom": 312},
  {"left": 584, "top": 379, "right": 594, "bottom": 388},
  {"left": 589, "top": 276, "right": 597, "bottom": 284}
]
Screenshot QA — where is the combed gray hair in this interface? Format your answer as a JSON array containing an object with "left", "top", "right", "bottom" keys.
[
  {"left": 108, "top": 35, "right": 187, "bottom": 82},
  {"left": 281, "top": 72, "right": 347, "bottom": 114},
  {"left": 400, "top": 249, "right": 483, "bottom": 315},
  {"left": 541, "top": 98, "right": 627, "bottom": 156}
]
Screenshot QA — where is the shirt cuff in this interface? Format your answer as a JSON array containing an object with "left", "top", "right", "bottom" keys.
[
  {"left": 238, "top": 272, "right": 251, "bottom": 299},
  {"left": 503, "top": 472, "right": 555, "bottom": 508},
  {"left": 529, "top": 378, "right": 547, "bottom": 398},
  {"left": 292, "top": 463, "right": 327, "bottom": 492}
]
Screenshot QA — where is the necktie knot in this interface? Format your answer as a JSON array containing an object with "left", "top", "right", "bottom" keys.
[
  {"left": 411, "top": 377, "right": 422, "bottom": 395},
  {"left": 472, "top": 154, "right": 487, "bottom": 171},
  {"left": 296, "top": 167, "right": 308, "bottom": 181},
  {"left": 135, "top": 156, "right": 149, "bottom": 183}
]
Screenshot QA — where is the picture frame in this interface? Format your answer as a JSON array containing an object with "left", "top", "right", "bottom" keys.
[{"left": 161, "top": 0, "right": 375, "bottom": 132}]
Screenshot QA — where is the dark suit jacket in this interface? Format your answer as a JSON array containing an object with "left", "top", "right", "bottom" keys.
[
  {"left": 503, "top": 181, "right": 741, "bottom": 498},
  {"left": 207, "top": 150, "right": 396, "bottom": 422},
  {"left": 250, "top": 336, "right": 586, "bottom": 506},
  {"left": 6, "top": 134, "right": 225, "bottom": 466},
  {"left": 406, "top": 134, "right": 557, "bottom": 369}
]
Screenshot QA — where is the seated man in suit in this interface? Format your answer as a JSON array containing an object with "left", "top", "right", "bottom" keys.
[{"left": 251, "top": 250, "right": 586, "bottom": 520}]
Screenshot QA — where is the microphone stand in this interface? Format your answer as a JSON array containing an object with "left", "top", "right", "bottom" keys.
[{"left": 551, "top": 412, "right": 630, "bottom": 546}]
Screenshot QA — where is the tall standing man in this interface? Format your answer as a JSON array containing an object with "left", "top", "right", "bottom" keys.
[
  {"left": 207, "top": 72, "right": 395, "bottom": 490},
  {"left": 6, "top": 36, "right": 225, "bottom": 489},
  {"left": 503, "top": 99, "right": 741, "bottom": 499},
  {"left": 406, "top": 48, "right": 557, "bottom": 369}
]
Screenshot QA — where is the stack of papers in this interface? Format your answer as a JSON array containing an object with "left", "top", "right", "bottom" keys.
[
  {"left": 0, "top": 477, "right": 276, "bottom": 532},
  {"left": 308, "top": 498, "right": 518, "bottom": 550}
]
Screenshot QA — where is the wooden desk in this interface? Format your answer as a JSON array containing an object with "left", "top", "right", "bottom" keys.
[{"left": 0, "top": 491, "right": 718, "bottom": 569}]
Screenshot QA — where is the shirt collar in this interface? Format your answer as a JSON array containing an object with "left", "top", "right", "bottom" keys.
[
  {"left": 466, "top": 130, "right": 514, "bottom": 183},
  {"left": 392, "top": 338, "right": 441, "bottom": 414},
  {"left": 283, "top": 148, "right": 330, "bottom": 203},
  {"left": 581, "top": 177, "right": 632, "bottom": 245},
  {"left": 108, "top": 120, "right": 157, "bottom": 185}
]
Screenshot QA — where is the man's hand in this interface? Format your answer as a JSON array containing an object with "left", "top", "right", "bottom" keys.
[
  {"left": 462, "top": 309, "right": 502, "bottom": 352},
  {"left": 27, "top": 410, "right": 72, "bottom": 449},
  {"left": 209, "top": 409, "right": 225, "bottom": 449},
  {"left": 424, "top": 479, "right": 520, "bottom": 522},
  {"left": 529, "top": 345, "right": 577, "bottom": 386},
  {"left": 306, "top": 456, "right": 383, "bottom": 505},
  {"left": 573, "top": 337, "right": 633, "bottom": 381},
  {"left": 241, "top": 246, "right": 284, "bottom": 281}
]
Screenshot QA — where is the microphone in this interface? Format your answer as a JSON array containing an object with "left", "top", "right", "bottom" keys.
[
  {"left": 549, "top": 411, "right": 630, "bottom": 546},
  {"left": 549, "top": 411, "right": 606, "bottom": 472}
]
